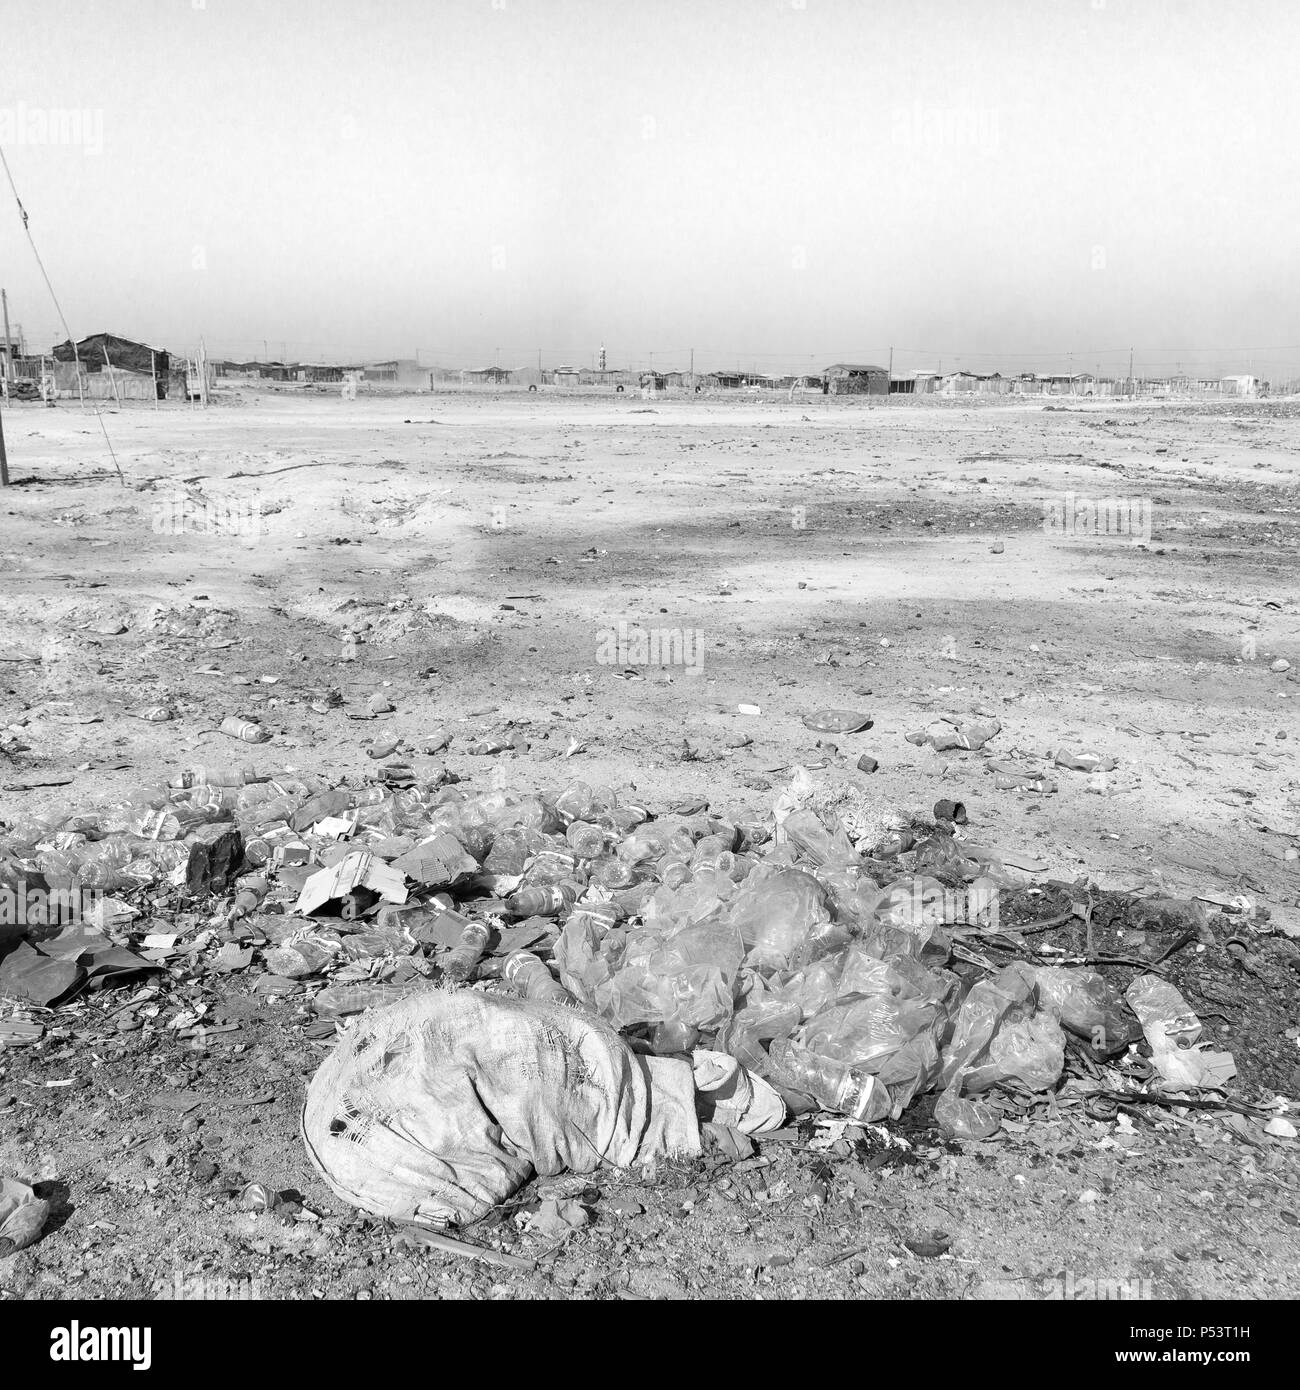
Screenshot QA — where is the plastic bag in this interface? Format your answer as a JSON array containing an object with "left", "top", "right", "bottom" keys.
[
  {"left": 1125, "top": 974, "right": 1236, "bottom": 1090},
  {"left": 1032, "top": 966, "right": 1140, "bottom": 1056},
  {"left": 938, "top": 964, "right": 1064, "bottom": 1094},
  {"left": 780, "top": 808, "right": 862, "bottom": 870},
  {"left": 724, "top": 865, "right": 837, "bottom": 972}
]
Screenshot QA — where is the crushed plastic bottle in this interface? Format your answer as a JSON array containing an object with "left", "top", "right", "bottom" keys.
[
  {"left": 443, "top": 921, "right": 491, "bottom": 981},
  {"left": 767, "top": 1038, "right": 891, "bottom": 1121},
  {"left": 503, "top": 950, "right": 573, "bottom": 1005}
]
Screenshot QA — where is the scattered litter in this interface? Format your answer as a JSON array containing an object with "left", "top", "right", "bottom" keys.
[
  {"left": 906, "top": 716, "right": 1001, "bottom": 752},
  {"left": 802, "top": 709, "right": 873, "bottom": 734}
]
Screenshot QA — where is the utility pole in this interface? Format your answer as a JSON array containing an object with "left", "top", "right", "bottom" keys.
[
  {"left": 0, "top": 393, "right": 8, "bottom": 485},
  {"left": 1, "top": 289, "right": 13, "bottom": 385},
  {"left": 1128, "top": 346, "right": 1134, "bottom": 393},
  {"left": 690, "top": 347, "right": 694, "bottom": 386}
]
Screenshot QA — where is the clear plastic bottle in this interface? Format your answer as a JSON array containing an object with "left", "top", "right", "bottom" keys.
[
  {"left": 2, "top": 810, "right": 69, "bottom": 852},
  {"left": 589, "top": 856, "right": 639, "bottom": 890},
  {"left": 483, "top": 829, "right": 534, "bottom": 876},
  {"left": 522, "top": 849, "right": 578, "bottom": 886},
  {"left": 188, "top": 784, "right": 242, "bottom": 813},
  {"left": 565, "top": 820, "right": 606, "bottom": 860},
  {"left": 618, "top": 826, "right": 672, "bottom": 864},
  {"left": 443, "top": 921, "right": 491, "bottom": 981},
  {"left": 506, "top": 883, "right": 578, "bottom": 918},
  {"left": 76, "top": 839, "right": 148, "bottom": 891},
  {"left": 600, "top": 805, "right": 647, "bottom": 834},
  {"left": 503, "top": 795, "right": 562, "bottom": 835},
  {"left": 554, "top": 780, "right": 595, "bottom": 825},
  {"left": 767, "top": 1039, "right": 890, "bottom": 1121},
  {"left": 658, "top": 857, "right": 692, "bottom": 890},
  {"left": 171, "top": 765, "right": 265, "bottom": 789},
  {"left": 503, "top": 951, "right": 573, "bottom": 1005}
]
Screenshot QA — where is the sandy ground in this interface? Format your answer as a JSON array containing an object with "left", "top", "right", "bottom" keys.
[{"left": 0, "top": 384, "right": 1297, "bottom": 1301}]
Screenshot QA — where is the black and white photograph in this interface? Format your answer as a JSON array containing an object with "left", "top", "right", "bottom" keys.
[{"left": 0, "top": 0, "right": 1295, "bottom": 1349}]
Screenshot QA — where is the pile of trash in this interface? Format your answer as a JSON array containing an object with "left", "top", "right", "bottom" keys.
[{"left": 0, "top": 757, "right": 1242, "bottom": 1222}]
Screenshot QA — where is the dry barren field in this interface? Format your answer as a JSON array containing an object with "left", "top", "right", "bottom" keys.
[{"left": 0, "top": 386, "right": 1297, "bottom": 1300}]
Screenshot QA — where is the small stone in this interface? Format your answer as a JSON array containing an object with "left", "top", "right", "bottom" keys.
[
  {"left": 991, "top": 541, "right": 1005, "bottom": 554},
  {"left": 1271, "top": 658, "right": 1290, "bottom": 673}
]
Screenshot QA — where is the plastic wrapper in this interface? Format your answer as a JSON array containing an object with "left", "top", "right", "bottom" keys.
[
  {"left": 1031, "top": 966, "right": 1140, "bottom": 1055},
  {"left": 723, "top": 865, "right": 836, "bottom": 972},
  {"left": 939, "top": 965, "right": 1065, "bottom": 1095}
]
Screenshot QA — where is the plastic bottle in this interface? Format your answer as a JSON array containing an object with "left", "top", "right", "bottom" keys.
[
  {"left": 170, "top": 765, "right": 264, "bottom": 789},
  {"left": 189, "top": 784, "right": 242, "bottom": 813},
  {"left": 219, "top": 716, "right": 270, "bottom": 744},
  {"left": 484, "top": 829, "right": 533, "bottom": 876},
  {"left": 506, "top": 883, "right": 578, "bottom": 918},
  {"left": 503, "top": 951, "right": 574, "bottom": 1005},
  {"left": 4, "top": 810, "right": 70, "bottom": 848},
  {"left": 243, "top": 835, "right": 273, "bottom": 868},
  {"left": 245, "top": 795, "right": 300, "bottom": 828},
  {"left": 522, "top": 849, "right": 578, "bottom": 887},
  {"left": 618, "top": 826, "right": 672, "bottom": 864},
  {"left": 63, "top": 815, "right": 107, "bottom": 842},
  {"left": 553, "top": 780, "right": 594, "bottom": 825},
  {"left": 565, "top": 820, "right": 606, "bottom": 860},
  {"left": 348, "top": 786, "right": 389, "bottom": 808},
  {"left": 443, "top": 921, "right": 491, "bottom": 981},
  {"left": 658, "top": 858, "right": 692, "bottom": 890},
  {"left": 503, "top": 795, "right": 561, "bottom": 835},
  {"left": 767, "top": 1039, "right": 890, "bottom": 1121},
  {"left": 600, "top": 805, "right": 648, "bottom": 834},
  {"left": 589, "top": 856, "right": 640, "bottom": 890},
  {"left": 375, "top": 896, "right": 454, "bottom": 933}
]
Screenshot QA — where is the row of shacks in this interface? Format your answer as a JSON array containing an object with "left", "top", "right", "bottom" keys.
[
  {"left": 432, "top": 363, "right": 1268, "bottom": 396},
  {"left": 6, "top": 338, "right": 1268, "bottom": 401}
]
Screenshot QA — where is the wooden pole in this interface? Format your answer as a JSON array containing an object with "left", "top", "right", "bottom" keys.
[
  {"left": 0, "top": 385, "right": 10, "bottom": 486},
  {"left": 1, "top": 288, "right": 13, "bottom": 386},
  {"left": 150, "top": 351, "right": 160, "bottom": 408},
  {"left": 101, "top": 342, "right": 124, "bottom": 408}
]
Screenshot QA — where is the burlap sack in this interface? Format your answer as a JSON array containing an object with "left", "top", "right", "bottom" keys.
[{"left": 302, "top": 988, "right": 699, "bottom": 1226}]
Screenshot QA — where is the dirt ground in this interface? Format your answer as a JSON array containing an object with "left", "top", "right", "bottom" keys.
[{"left": 0, "top": 384, "right": 1297, "bottom": 1301}]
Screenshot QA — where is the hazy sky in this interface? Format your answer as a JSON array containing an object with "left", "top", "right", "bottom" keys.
[{"left": 1, "top": 0, "right": 1296, "bottom": 375}]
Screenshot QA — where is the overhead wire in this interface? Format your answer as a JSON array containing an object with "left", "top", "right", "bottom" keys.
[{"left": 0, "top": 142, "right": 124, "bottom": 483}]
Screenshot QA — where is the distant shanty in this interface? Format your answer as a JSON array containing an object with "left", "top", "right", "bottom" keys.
[{"left": 0, "top": 332, "right": 1274, "bottom": 401}]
